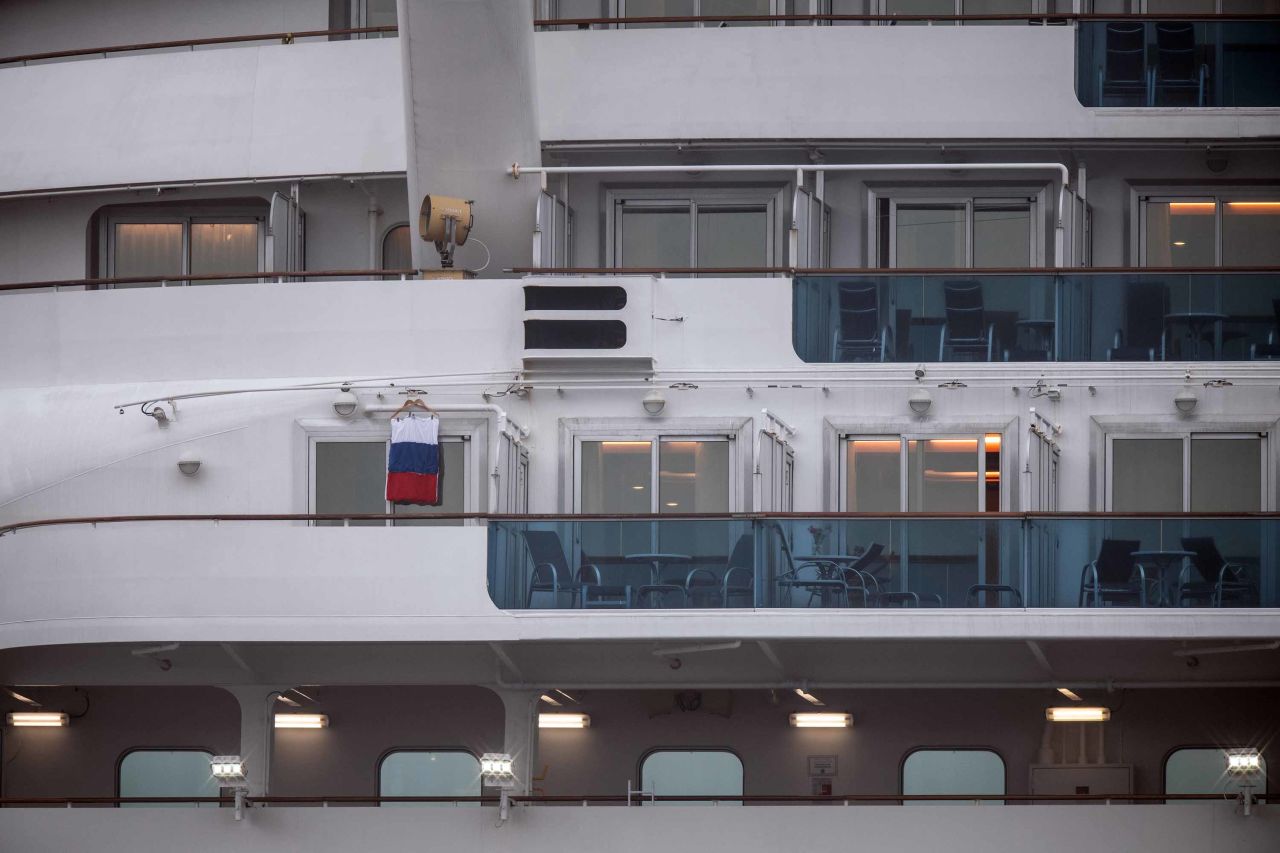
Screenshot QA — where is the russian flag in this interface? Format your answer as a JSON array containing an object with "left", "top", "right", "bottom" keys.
[{"left": 386, "top": 415, "right": 440, "bottom": 505}]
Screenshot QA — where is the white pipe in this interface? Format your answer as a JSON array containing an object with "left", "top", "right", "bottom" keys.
[{"left": 512, "top": 162, "right": 1071, "bottom": 258}]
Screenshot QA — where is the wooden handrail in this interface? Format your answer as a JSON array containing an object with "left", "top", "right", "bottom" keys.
[
  {"left": 534, "top": 13, "right": 1280, "bottom": 27},
  {"left": 0, "top": 269, "right": 422, "bottom": 292},
  {"left": 0, "top": 26, "right": 397, "bottom": 67},
  {"left": 3, "top": 511, "right": 1278, "bottom": 538}
]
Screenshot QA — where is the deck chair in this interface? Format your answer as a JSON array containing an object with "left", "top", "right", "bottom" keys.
[
  {"left": 1079, "top": 538, "right": 1149, "bottom": 607},
  {"left": 1152, "top": 23, "right": 1208, "bottom": 107},
  {"left": 522, "top": 530, "right": 629, "bottom": 609},
  {"left": 833, "top": 282, "right": 892, "bottom": 363},
  {"left": 1097, "top": 22, "right": 1151, "bottom": 107},
  {"left": 1177, "top": 537, "right": 1258, "bottom": 607},
  {"left": 685, "top": 533, "right": 756, "bottom": 608},
  {"left": 939, "top": 281, "right": 996, "bottom": 362}
]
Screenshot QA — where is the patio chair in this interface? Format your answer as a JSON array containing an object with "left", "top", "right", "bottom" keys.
[
  {"left": 768, "top": 522, "right": 849, "bottom": 608},
  {"left": 684, "top": 533, "right": 756, "bottom": 608},
  {"left": 1097, "top": 22, "right": 1151, "bottom": 107},
  {"left": 1177, "top": 537, "right": 1258, "bottom": 607},
  {"left": 1079, "top": 538, "right": 1149, "bottom": 607},
  {"left": 522, "top": 530, "right": 629, "bottom": 609},
  {"left": 840, "top": 543, "right": 887, "bottom": 608},
  {"left": 967, "top": 584, "right": 1024, "bottom": 608},
  {"left": 938, "top": 281, "right": 996, "bottom": 362},
  {"left": 1152, "top": 23, "right": 1208, "bottom": 107},
  {"left": 833, "top": 282, "right": 892, "bottom": 363}
]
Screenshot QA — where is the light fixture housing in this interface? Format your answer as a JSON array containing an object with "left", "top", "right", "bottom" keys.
[
  {"left": 642, "top": 388, "right": 666, "bottom": 416},
  {"left": 1046, "top": 706, "right": 1110, "bottom": 723},
  {"left": 480, "top": 752, "right": 517, "bottom": 788},
  {"left": 1174, "top": 388, "right": 1198, "bottom": 414},
  {"left": 332, "top": 387, "right": 360, "bottom": 418},
  {"left": 1227, "top": 749, "right": 1263, "bottom": 776},
  {"left": 794, "top": 688, "right": 825, "bottom": 706},
  {"left": 1056, "top": 687, "right": 1083, "bottom": 702},
  {"left": 789, "top": 712, "right": 852, "bottom": 728},
  {"left": 210, "top": 756, "right": 246, "bottom": 783},
  {"left": 539, "top": 713, "right": 590, "bottom": 729},
  {"left": 908, "top": 386, "right": 932, "bottom": 415},
  {"left": 6, "top": 711, "right": 67, "bottom": 727},
  {"left": 274, "top": 713, "right": 329, "bottom": 729},
  {"left": 176, "top": 452, "right": 201, "bottom": 476}
]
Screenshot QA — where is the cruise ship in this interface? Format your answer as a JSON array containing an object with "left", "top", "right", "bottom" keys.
[{"left": 1, "top": 3, "right": 1278, "bottom": 851}]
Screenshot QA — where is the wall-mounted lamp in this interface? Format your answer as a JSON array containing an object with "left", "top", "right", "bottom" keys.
[
  {"left": 6, "top": 711, "right": 68, "bottom": 727},
  {"left": 908, "top": 386, "right": 932, "bottom": 415},
  {"left": 177, "top": 452, "right": 201, "bottom": 477},
  {"left": 1174, "top": 388, "right": 1198, "bottom": 414},
  {"left": 539, "top": 713, "right": 590, "bottom": 729},
  {"left": 274, "top": 713, "right": 329, "bottom": 729},
  {"left": 142, "top": 400, "right": 176, "bottom": 426},
  {"left": 789, "top": 712, "right": 852, "bottom": 728},
  {"left": 1227, "top": 749, "right": 1263, "bottom": 776},
  {"left": 332, "top": 387, "right": 360, "bottom": 418},
  {"left": 642, "top": 388, "right": 666, "bottom": 416},
  {"left": 1046, "top": 706, "right": 1110, "bottom": 723}
]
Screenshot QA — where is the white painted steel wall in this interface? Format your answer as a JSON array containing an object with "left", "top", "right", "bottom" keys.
[
  {"left": 535, "top": 27, "right": 1280, "bottom": 142},
  {"left": 0, "top": 40, "right": 405, "bottom": 195},
  {"left": 0, "top": 802, "right": 1276, "bottom": 853}
]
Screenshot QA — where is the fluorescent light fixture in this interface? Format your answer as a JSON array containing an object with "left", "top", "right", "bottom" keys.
[
  {"left": 794, "top": 688, "right": 825, "bottom": 706},
  {"left": 6, "top": 711, "right": 67, "bottom": 727},
  {"left": 210, "top": 756, "right": 246, "bottom": 782},
  {"left": 274, "top": 713, "right": 328, "bottom": 729},
  {"left": 1227, "top": 750, "right": 1263, "bottom": 776},
  {"left": 1046, "top": 706, "right": 1110, "bottom": 723},
  {"left": 539, "top": 713, "right": 590, "bottom": 729},
  {"left": 1056, "top": 688, "right": 1083, "bottom": 702},
  {"left": 539, "top": 693, "right": 562, "bottom": 706},
  {"left": 790, "top": 712, "right": 852, "bottom": 728}
]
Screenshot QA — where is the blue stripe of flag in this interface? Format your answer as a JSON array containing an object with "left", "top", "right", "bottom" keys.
[{"left": 388, "top": 441, "right": 439, "bottom": 475}]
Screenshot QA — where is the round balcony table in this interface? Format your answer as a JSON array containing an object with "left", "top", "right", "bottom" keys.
[
  {"left": 1130, "top": 549, "right": 1195, "bottom": 607},
  {"left": 1164, "top": 312, "right": 1227, "bottom": 360},
  {"left": 624, "top": 552, "right": 693, "bottom": 608}
]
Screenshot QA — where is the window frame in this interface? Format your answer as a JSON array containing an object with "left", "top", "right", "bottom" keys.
[
  {"left": 375, "top": 747, "right": 483, "bottom": 805},
  {"left": 1100, "top": 426, "right": 1273, "bottom": 512},
  {"left": 301, "top": 418, "right": 486, "bottom": 523},
  {"left": 899, "top": 746, "right": 1007, "bottom": 802},
  {"left": 561, "top": 418, "right": 752, "bottom": 513},
  {"left": 605, "top": 186, "right": 785, "bottom": 273},
  {"left": 637, "top": 747, "right": 745, "bottom": 804},
  {"left": 868, "top": 185, "right": 1047, "bottom": 268},
  {"left": 103, "top": 212, "right": 266, "bottom": 283},
  {"left": 114, "top": 746, "right": 218, "bottom": 807},
  {"left": 1132, "top": 187, "right": 1280, "bottom": 267}
]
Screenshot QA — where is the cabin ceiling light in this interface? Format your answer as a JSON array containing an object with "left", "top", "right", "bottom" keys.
[
  {"left": 908, "top": 386, "right": 932, "bottom": 415},
  {"left": 1174, "top": 388, "right": 1198, "bottom": 414},
  {"left": 642, "top": 389, "right": 666, "bottom": 416},
  {"left": 332, "top": 387, "right": 361, "bottom": 417},
  {"left": 794, "top": 688, "right": 825, "bottom": 706},
  {"left": 6, "top": 711, "right": 67, "bottom": 727},
  {"left": 177, "top": 452, "right": 201, "bottom": 476},
  {"left": 274, "top": 713, "right": 329, "bottom": 729},
  {"left": 539, "top": 713, "right": 590, "bottom": 729},
  {"left": 789, "top": 712, "right": 852, "bottom": 728},
  {"left": 1046, "top": 706, "right": 1110, "bottom": 723}
]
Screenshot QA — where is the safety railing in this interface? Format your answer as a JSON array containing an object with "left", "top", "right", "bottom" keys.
[
  {"left": 0, "top": 269, "right": 422, "bottom": 292},
  {"left": 793, "top": 270, "right": 1280, "bottom": 363},
  {"left": 0, "top": 26, "right": 397, "bottom": 68},
  {"left": 534, "top": 13, "right": 1280, "bottom": 31}
]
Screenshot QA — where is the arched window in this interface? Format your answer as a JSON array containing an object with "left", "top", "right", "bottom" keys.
[
  {"left": 902, "top": 748, "right": 1005, "bottom": 805},
  {"left": 382, "top": 224, "right": 412, "bottom": 274},
  {"left": 1166, "top": 747, "right": 1268, "bottom": 796},
  {"left": 639, "top": 749, "right": 743, "bottom": 805},
  {"left": 378, "top": 750, "right": 481, "bottom": 806},
  {"left": 118, "top": 749, "right": 219, "bottom": 807}
]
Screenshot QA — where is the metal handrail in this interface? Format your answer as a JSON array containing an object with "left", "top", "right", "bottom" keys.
[
  {"left": 0, "top": 792, "right": 1259, "bottom": 806},
  {"left": 512, "top": 266, "right": 1280, "bottom": 276},
  {"left": 0, "top": 269, "right": 422, "bottom": 292},
  {"left": 3, "top": 511, "right": 1278, "bottom": 538},
  {"left": 0, "top": 26, "right": 398, "bottom": 67},
  {"left": 534, "top": 13, "right": 1280, "bottom": 28}
]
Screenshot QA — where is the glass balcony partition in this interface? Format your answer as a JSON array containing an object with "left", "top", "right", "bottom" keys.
[
  {"left": 1077, "top": 21, "right": 1280, "bottom": 108},
  {"left": 487, "top": 514, "right": 1278, "bottom": 610},
  {"left": 793, "top": 272, "right": 1280, "bottom": 363}
]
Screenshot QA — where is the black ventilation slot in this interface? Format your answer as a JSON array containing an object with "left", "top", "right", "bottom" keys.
[
  {"left": 524, "top": 286, "right": 628, "bottom": 311},
  {"left": 524, "top": 320, "right": 627, "bottom": 350}
]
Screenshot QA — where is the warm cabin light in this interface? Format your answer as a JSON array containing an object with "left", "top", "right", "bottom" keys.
[
  {"left": 1227, "top": 750, "right": 1263, "bottom": 775},
  {"left": 789, "top": 712, "right": 852, "bottom": 728},
  {"left": 926, "top": 439, "right": 979, "bottom": 451},
  {"left": 600, "top": 441, "right": 651, "bottom": 450},
  {"left": 274, "top": 713, "right": 329, "bottom": 729},
  {"left": 1225, "top": 201, "right": 1280, "bottom": 212},
  {"left": 851, "top": 440, "right": 900, "bottom": 453},
  {"left": 922, "top": 469, "right": 977, "bottom": 481},
  {"left": 1056, "top": 688, "right": 1083, "bottom": 702},
  {"left": 984, "top": 434, "right": 1001, "bottom": 452},
  {"left": 539, "top": 713, "right": 590, "bottom": 729},
  {"left": 6, "top": 712, "right": 67, "bottom": 727},
  {"left": 664, "top": 501, "right": 680, "bottom": 507},
  {"left": 794, "top": 688, "right": 825, "bottom": 706},
  {"left": 631, "top": 484, "right": 646, "bottom": 490},
  {"left": 1168, "top": 202, "right": 1216, "bottom": 213},
  {"left": 1172, "top": 241, "right": 1187, "bottom": 246},
  {"left": 1046, "top": 706, "right": 1110, "bottom": 723}
]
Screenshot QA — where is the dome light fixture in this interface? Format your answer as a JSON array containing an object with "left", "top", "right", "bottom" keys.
[
  {"left": 177, "top": 452, "right": 201, "bottom": 476},
  {"left": 332, "top": 386, "right": 360, "bottom": 418},
  {"left": 908, "top": 385, "right": 932, "bottom": 415},
  {"left": 642, "top": 388, "right": 666, "bottom": 416},
  {"left": 1174, "top": 388, "right": 1198, "bottom": 414}
]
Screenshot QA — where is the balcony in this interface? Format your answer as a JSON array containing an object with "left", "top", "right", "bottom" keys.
[
  {"left": 793, "top": 272, "right": 1280, "bottom": 364},
  {"left": 488, "top": 514, "right": 1280, "bottom": 610},
  {"left": 1078, "top": 20, "right": 1280, "bottom": 108}
]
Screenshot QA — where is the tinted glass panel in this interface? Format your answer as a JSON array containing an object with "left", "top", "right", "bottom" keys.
[
  {"left": 908, "top": 438, "right": 979, "bottom": 511},
  {"left": 315, "top": 441, "right": 387, "bottom": 526},
  {"left": 973, "top": 204, "right": 1030, "bottom": 268},
  {"left": 697, "top": 207, "right": 768, "bottom": 271},
  {"left": 903, "top": 750, "right": 1004, "bottom": 803},
  {"left": 846, "top": 439, "right": 902, "bottom": 511},
  {"left": 659, "top": 440, "right": 729, "bottom": 513},
  {"left": 622, "top": 0, "right": 696, "bottom": 28},
  {"left": 119, "top": 750, "right": 219, "bottom": 808},
  {"left": 114, "top": 223, "right": 182, "bottom": 285},
  {"left": 620, "top": 206, "right": 690, "bottom": 267},
  {"left": 190, "top": 222, "right": 258, "bottom": 284},
  {"left": 379, "top": 752, "right": 480, "bottom": 805},
  {"left": 1146, "top": 202, "right": 1216, "bottom": 267},
  {"left": 580, "top": 441, "right": 652, "bottom": 513},
  {"left": 1112, "top": 438, "right": 1182, "bottom": 512},
  {"left": 1222, "top": 201, "right": 1280, "bottom": 267},
  {"left": 1190, "top": 437, "right": 1261, "bottom": 512},
  {"left": 641, "top": 750, "right": 743, "bottom": 804},
  {"left": 896, "top": 204, "right": 966, "bottom": 268}
]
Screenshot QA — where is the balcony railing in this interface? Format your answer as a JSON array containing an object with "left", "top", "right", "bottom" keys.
[
  {"left": 534, "top": 12, "right": 1279, "bottom": 31},
  {"left": 488, "top": 514, "right": 1279, "bottom": 610},
  {"left": 793, "top": 271, "right": 1280, "bottom": 364},
  {"left": 1078, "top": 20, "right": 1280, "bottom": 108}
]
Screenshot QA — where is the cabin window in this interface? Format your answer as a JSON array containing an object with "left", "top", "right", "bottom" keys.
[
  {"left": 107, "top": 218, "right": 262, "bottom": 286},
  {"left": 640, "top": 750, "right": 743, "bottom": 804},
  {"left": 1140, "top": 196, "right": 1280, "bottom": 267},
  {"left": 1165, "top": 748, "right": 1268, "bottom": 796},
  {"left": 607, "top": 187, "right": 783, "bottom": 273},
  {"left": 312, "top": 438, "right": 468, "bottom": 525},
  {"left": 873, "top": 191, "right": 1042, "bottom": 268},
  {"left": 577, "top": 438, "right": 733, "bottom": 514},
  {"left": 378, "top": 751, "right": 481, "bottom": 805},
  {"left": 118, "top": 749, "right": 219, "bottom": 807},
  {"left": 902, "top": 748, "right": 1005, "bottom": 803},
  {"left": 841, "top": 435, "right": 1003, "bottom": 512},
  {"left": 1106, "top": 434, "right": 1265, "bottom": 512}
]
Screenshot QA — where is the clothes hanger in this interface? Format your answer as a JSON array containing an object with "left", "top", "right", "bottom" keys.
[{"left": 389, "top": 395, "right": 434, "bottom": 419}]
